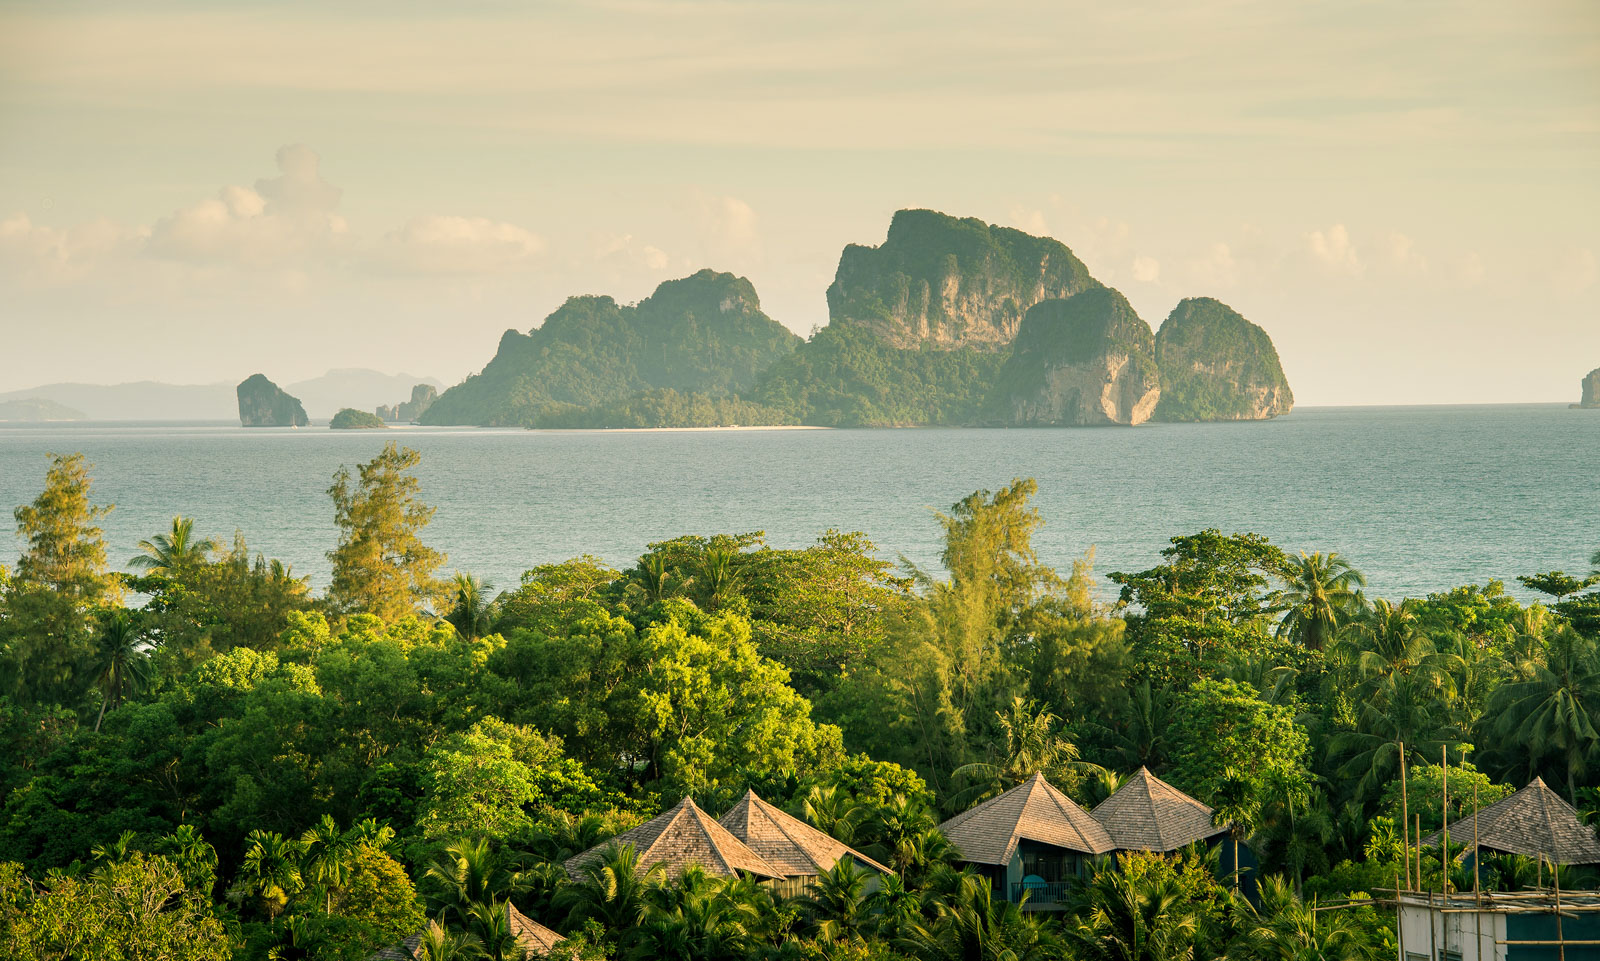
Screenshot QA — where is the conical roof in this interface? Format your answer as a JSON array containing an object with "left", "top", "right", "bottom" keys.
[
  {"left": 1423, "top": 776, "right": 1600, "bottom": 866},
  {"left": 1090, "top": 767, "right": 1227, "bottom": 852},
  {"left": 938, "top": 772, "right": 1115, "bottom": 865},
  {"left": 719, "top": 789, "right": 895, "bottom": 877},
  {"left": 372, "top": 904, "right": 565, "bottom": 959},
  {"left": 563, "top": 796, "right": 785, "bottom": 880}
]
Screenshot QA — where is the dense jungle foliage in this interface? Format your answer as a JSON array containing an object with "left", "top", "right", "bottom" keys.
[{"left": 1, "top": 446, "right": 1597, "bottom": 959}]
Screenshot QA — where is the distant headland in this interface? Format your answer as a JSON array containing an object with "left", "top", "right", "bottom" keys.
[{"left": 421, "top": 209, "right": 1295, "bottom": 429}]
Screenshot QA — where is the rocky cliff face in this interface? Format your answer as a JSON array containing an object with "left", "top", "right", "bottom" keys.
[
  {"left": 236, "top": 374, "right": 309, "bottom": 427},
  {"left": 1152, "top": 298, "right": 1294, "bottom": 421},
  {"left": 992, "top": 288, "right": 1162, "bottom": 426},
  {"left": 378, "top": 384, "right": 437, "bottom": 422},
  {"left": 1575, "top": 369, "right": 1600, "bottom": 409},
  {"left": 826, "top": 209, "right": 1100, "bottom": 350}
]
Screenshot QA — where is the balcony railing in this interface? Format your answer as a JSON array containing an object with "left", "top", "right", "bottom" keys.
[{"left": 1011, "top": 880, "right": 1074, "bottom": 906}]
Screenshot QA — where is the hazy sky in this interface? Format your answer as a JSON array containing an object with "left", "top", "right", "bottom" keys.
[{"left": 1, "top": 0, "right": 1595, "bottom": 405}]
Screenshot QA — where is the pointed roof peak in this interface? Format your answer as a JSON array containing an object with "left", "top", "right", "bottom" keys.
[
  {"left": 1426, "top": 777, "right": 1600, "bottom": 866},
  {"left": 1090, "top": 769, "right": 1222, "bottom": 853},
  {"left": 938, "top": 773, "right": 1114, "bottom": 865},
  {"left": 563, "top": 795, "right": 783, "bottom": 881},
  {"left": 718, "top": 790, "right": 894, "bottom": 877}
]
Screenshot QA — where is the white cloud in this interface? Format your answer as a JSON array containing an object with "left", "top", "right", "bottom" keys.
[
  {"left": 1188, "top": 242, "right": 1238, "bottom": 288},
  {"left": 1385, "top": 231, "right": 1426, "bottom": 273},
  {"left": 146, "top": 145, "right": 349, "bottom": 268},
  {"left": 383, "top": 215, "right": 545, "bottom": 274},
  {"left": 0, "top": 213, "right": 145, "bottom": 282},
  {"left": 694, "top": 191, "right": 761, "bottom": 268},
  {"left": 1131, "top": 255, "right": 1160, "bottom": 283},
  {"left": 1305, "top": 224, "right": 1361, "bottom": 274},
  {"left": 1552, "top": 247, "right": 1597, "bottom": 294}
]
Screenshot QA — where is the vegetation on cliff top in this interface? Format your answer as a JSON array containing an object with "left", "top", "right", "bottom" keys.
[
  {"left": 1153, "top": 298, "right": 1294, "bottom": 422},
  {"left": 329, "top": 407, "right": 386, "bottom": 429},
  {"left": 421, "top": 270, "right": 800, "bottom": 428}
]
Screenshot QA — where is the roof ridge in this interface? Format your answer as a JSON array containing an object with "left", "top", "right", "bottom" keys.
[{"left": 755, "top": 795, "right": 831, "bottom": 871}]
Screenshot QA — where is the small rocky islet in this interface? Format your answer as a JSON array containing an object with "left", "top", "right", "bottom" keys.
[{"left": 421, "top": 209, "right": 1296, "bottom": 429}]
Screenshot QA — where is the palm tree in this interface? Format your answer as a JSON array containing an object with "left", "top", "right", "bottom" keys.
[
  {"left": 156, "top": 823, "right": 219, "bottom": 892},
  {"left": 299, "top": 815, "right": 358, "bottom": 912},
  {"left": 1276, "top": 552, "right": 1366, "bottom": 651},
  {"left": 797, "top": 856, "right": 871, "bottom": 944},
  {"left": 445, "top": 572, "right": 496, "bottom": 640},
  {"left": 696, "top": 546, "right": 742, "bottom": 612},
  {"left": 865, "top": 872, "right": 924, "bottom": 940},
  {"left": 1331, "top": 671, "right": 1462, "bottom": 800},
  {"left": 467, "top": 900, "right": 526, "bottom": 961},
  {"left": 422, "top": 837, "right": 527, "bottom": 927},
  {"left": 951, "top": 696, "right": 1091, "bottom": 807},
  {"left": 1066, "top": 867, "right": 1199, "bottom": 961},
  {"left": 633, "top": 866, "right": 758, "bottom": 961},
  {"left": 91, "top": 609, "right": 149, "bottom": 732},
  {"left": 802, "top": 785, "right": 863, "bottom": 845},
  {"left": 128, "top": 515, "right": 218, "bottom": 574},
  {"left": 636, "top": 552, "right": 675, "bottom": 604},
  {"left": 902, "top": 874, "right": 1058, "bottom": 961},
  {"left": 1211, "top": 768, "right": 1260, "bottom": 893},
  {"left": 414, "top": 919, "right": 484, "bottom": 961},
  {"left": 1489, "top": 625, "right": 1600, "bottom": 799},
  {"left": 557, "top": 842, "right": 659, "bottom": 936},
  {"left": 1239, "top": 876, "right": 1379, "bottom": 961},
  {"left": 237, "top": 830, "right": 306, "bottom": 920}
]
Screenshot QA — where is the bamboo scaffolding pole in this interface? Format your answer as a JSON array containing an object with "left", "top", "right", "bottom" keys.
[{"left": 1401, "top": 741, "right": 1412, "bottom": 891}]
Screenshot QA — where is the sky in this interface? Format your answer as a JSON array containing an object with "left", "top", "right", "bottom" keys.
[{"left": 0, "top": 0, "right": 1595, "bottom": 405}]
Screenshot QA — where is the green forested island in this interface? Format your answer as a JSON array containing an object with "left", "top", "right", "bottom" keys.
[
  {"left": 1, "top": 447, "right": 1598, "bottom": 959},
  {"left": 331, "top": 408, "right": 388, "bottom": 430},
  {"left": 423, "top": 211, "right": 1294, "bottom": 429}
]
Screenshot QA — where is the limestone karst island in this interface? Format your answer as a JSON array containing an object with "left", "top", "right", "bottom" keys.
[{"left": 420, "top": 211, "right": 1295, "bottom": 429}]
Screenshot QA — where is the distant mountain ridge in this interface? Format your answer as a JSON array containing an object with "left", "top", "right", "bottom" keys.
[
  {"left": 0, "top": 369, "right": 441, "bottom": 421},
  {"left": 0, "top": 398, "right": 87, "bottom": 422}
]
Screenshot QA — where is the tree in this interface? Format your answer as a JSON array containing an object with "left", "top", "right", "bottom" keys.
[
  {"left": 90, "top": 610, "right": 149, "bottom": 732},
  {"left": 1277, "top": 551, "right": 1366, "bottom": 651},
  {"left": 299, "top": 815, "right": 359, "bottom": 912},
  {"left": 235, "top": 830, "right": 306, "bottom": 921},
  {"left": 798, "top": 856, "right": 871, "bottom": 944},
  {"left": 951, "top": 697, "right": 1088, "bottom": 806},
  {"left": 421, "top": 837, "right": 527, "bottom": 928},
  {"left": 1066, "top": 866, "right": 1200, "bottom": 961},
  {"left": 1235, "top": 876, "right": 1381, "bottom": 961},
  {"left": 445, "top": 572, "right": 496, "bottom": 641},
  {"left": 129, "top": 516, "right": 218, "bottom": 575},
  {"left": 327, "top": 443, "right": 446, "bottom": 620},
  {"left": 902, "top": 873, "right": 1059, "bottom": 961},
  {"left": 558, "top": 843, "right": 659, "bottom": 937},
  {"left": 2, "top": 452, "right": 121, "bottom": 705},
  {"left": 1488, "top": 625, "right": 1600, "bottom": 799},
  {"left": 1166, "top": 678, "right": 1310, "bottom": 803}
]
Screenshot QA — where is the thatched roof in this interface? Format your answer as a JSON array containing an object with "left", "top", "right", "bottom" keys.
[
  {"left": 1090, "top": 767, "right": 1227, "bottom": 852},
  {"left": 938, "top": 773, "right": 1115, "bottom": 866},
  {"left": 563, "top": 796, "right": 785, "bottom": 881},
  {"left": 371, "top": 904, "right": 564, "bottom": 960},
  {"left": 1423, "top": 776, "right": 1600, "bottom": 866},
  {"left": 718, "top": 789, "right": 895, "bottom": 877}
]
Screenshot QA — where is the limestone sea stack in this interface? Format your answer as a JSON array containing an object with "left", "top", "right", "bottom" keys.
[
  {"left": 237, "top": 374, "right": 310, "bottom": 427},
  {"left": 377, "top": 384, "right": 438, "bottom": 422},
  {"left": 1153, "top": 298, "right": 1294, "bottom": 421},
  {"left": 1572, "top": 368, "right": 1600, "bottom": 409},
  {"left": 993, "top": 287, "right": 1162, "bottom": 426}
]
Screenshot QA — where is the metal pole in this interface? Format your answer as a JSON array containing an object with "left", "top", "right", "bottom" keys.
[
  {"left": 1474, "top": 782, "right": 1481, "bottom": 961},
  {"left": 1442, "top": 746, "right": 1450, "bottom": 892}
]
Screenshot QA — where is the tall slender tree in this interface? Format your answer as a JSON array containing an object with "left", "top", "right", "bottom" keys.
[
  {"left": 1277, "top": 551, "right": 1367, "bottom": 651},
  {"left": 327, "top": 443, "right": 446, "bottom": 620},
  {"left": 128, "top": 515, "right": 218, "bottom": 575}
]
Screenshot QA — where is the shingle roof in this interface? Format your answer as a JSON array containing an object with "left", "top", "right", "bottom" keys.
[
  {"left": 1423, "top": 776, "right": 1600, "bottom": 866},
  {"left": 508, "top": 903, "right": 565, "bottom": 954},
  {"left": 563, "top": 796, "right": 786, "bottom": 881},
  {"left": 1090, "top": 767, "right": 1227, "bottom": 852},
  {"left": 371, "top": 905, "right": 565, "bottom": 960},
  {"left": 938, "top": 773, "right": 1115, "bottom": 865},
  {"left": 718, "top": 789, "right": 895, "bottom": 877}
]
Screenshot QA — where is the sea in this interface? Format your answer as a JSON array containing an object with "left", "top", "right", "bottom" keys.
[{"left": 0, "top": 404, "right": 1594, "bottom": 604}]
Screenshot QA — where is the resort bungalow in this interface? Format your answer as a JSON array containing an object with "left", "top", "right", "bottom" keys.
[
  {"left": 938, "top": 773, "right": 1116, "bottom": 909},
  {"left": 372, "top": 903, "right": 564, "bottom": 960},
  {"left": 1399, "top": 777, "right": 1600, "bottom": 961},
  {"left": 563, "top": 796, "right": 785, "bottom": 882},
  {"left": 1091, "top": 766, "right": 1255, "bottom": 895},
  {"left": 718, "top": 789, "right": 896, "bottom": 897}
]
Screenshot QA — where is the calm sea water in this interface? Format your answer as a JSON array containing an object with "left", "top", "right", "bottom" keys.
[{"left": 0, "top": 405, "right": 1594, "bottom": 603}]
